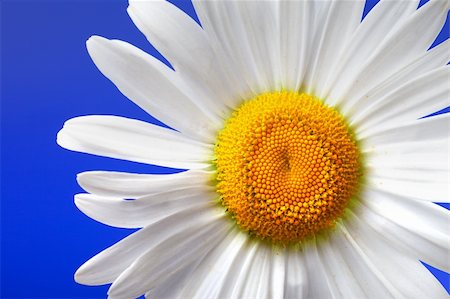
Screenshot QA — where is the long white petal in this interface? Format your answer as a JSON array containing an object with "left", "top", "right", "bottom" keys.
[
  {"left": 352, "top": 66, "right": 450, "bottom": 130},
  {"left": 334, "top": 223, "right": 406, "bottom": 299},
  {"left": 327, "top": 0, "right": 448, "bottom": 107},
  {"left": 360, "top": 189, "right": 450, "bottom": 272},
  {"left": 191, "top": 0, "right": 256, "bottom": 106},
  {"left": 74, "top": 205, "right": 222, "bottom": 285},
  {"left": 344, "top": 209, "right": 449, "bottom": 298},
  {"left": 303, "top": 0, "right": 365, "bottom": 97},
  {"left": 77, "top": 169, "right": 213, "bottom": 198},
  {"left": 303, "top": 239, "right": 340, "bottom": 298},
  {"left": 332, "top": 224, "right": 400, "bottom": 298},
  {"left": 367, "top": 178, "right": 449, "bottom": 203},
  {"left": 108, "top": 217, "right": 230, "bottom": 299},
  {"left": 343, "top": 39, "right": 450, "bottom": 118},
  {"left": 237, "top": 1, "right": 282, "bottom": 90},
  {"left": 216, "top": 241, "right": 259, "bottom": 299},
  {"left": 74, "top": 187, "right": 215, "bottom": 228},
  {"left": 324, "top": 0, "right": 419, "bottom": 106},
  {"left": 86, "top": 36, "right": 220, "bottom": 141},
  {"left": 317, "top": 231, "right": 367, "bottom": 298},
  {"left": 177, "top": 229, "right": 248, "bottom": 299},
  {"left": 270, "top": 250, "right": 286, "bottom": 299},
  {"left": 359, "top": 111, "right": 450, "bottom": 146},
  {"left": 284, "top": 249, "right": 308, "bottom": 299},
  {"left": 127, "top": 0, "right": 230, "bottom": 118},
  {"left": 57, "top": 115, "right": 212, "bottom": 169},
  {"left": 192, "top": 1, "right": 277, "bottom": 96},
  {"left": 364, "top": 137, "right": 449, "bottom": 202},
  {"left": 240, "top": 245, "right": 271, "bottom": 299},
  {"left": 278, "top": 1, "right": 313, "bottom": 91}
]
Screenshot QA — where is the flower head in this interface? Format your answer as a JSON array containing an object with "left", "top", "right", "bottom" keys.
[{"left": 58, "top": 0, "right": 450, "bottom": 298}]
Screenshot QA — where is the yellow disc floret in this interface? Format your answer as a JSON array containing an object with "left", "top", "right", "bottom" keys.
[{"left": 214, "top": 91, "right": 362, "bottom": 245}]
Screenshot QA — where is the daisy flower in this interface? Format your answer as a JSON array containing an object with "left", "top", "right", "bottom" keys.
[{"left": 57, "top": 0, "right": 450, "bottom": 298}]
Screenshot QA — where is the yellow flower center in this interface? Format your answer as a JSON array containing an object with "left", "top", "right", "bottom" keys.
[{"left": 214, "top": 91, "right": 362, "bottom": 245}]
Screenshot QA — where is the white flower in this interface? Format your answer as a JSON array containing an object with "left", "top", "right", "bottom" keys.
[{"left": 57, "top": 0, "right": 450, "bottom": 298}]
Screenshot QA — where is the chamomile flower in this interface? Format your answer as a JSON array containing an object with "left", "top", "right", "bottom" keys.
[{"left": 58, "top": 0, "right": 450, "bottom": 298}]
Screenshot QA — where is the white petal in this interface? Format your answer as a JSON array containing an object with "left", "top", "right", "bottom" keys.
[
  {"left": 77, "top": 169, "right": 213, "bottom": 198},
  {"left": 216, "top": 241, "right": 259, "bottom": 299},
  {"left": 303, "top": 0, "right": 365, "bottom": 97},
  {"left": 108, "top": 217, "right": 230, "bottom": 299},
  {"left": 192, "top": 1, "right": 277, "bottom": 96},
  {"left": 127, "top": 0, "right": 230, "bottom": 118},
  {"left": 278, "top": 1, "right": 314, "bottom": 91},
  {"left": 352, "top": 66, "right": 450, "bottom": 130},
  {"left": 367, "top": 177, "right": 449, "bottom": 203},
  {"left": 270, "top": 250, "right": 286, "bottom": 299},
  {"left": 333, "top": 223, "right": 405, "bottom": 298},
  {"left": 74, "top": 186, "right": 215, "bottom": 228},
  {"left": 303, "top": 240, "right": 340, "bottom": 298},
  {"left": 74, "top": 205, "right": 222, "bottom": 285},
  {"left": 342, "top": 39, "right": 450, "bottom": 118},
  {"left": 177, "top": 229, "right": 248, "bottom": 299},
  {"left": 331, "top": 224, "right": 399, "bottom": 298},
  {"left": 284, "top": 249, "right": 308, "bottom": 299},
  {"left": 324, "top": 0, "right": 419, "bottom": 106},
  {"left": 317, "top": 232, "right": 375, "bottom": 299},
  {"left": 86, "top": 36, "right": 220, "bottom": 141},
  {"left": 241, "top": 245, "right": 271, "bottom": 299},
  {"left": 360, "top": 188, "right": 450, "bottom": 272},
  {"left": 327, "top": 0, "right": 448, "bottom": 107},
  {"left": 191, "top": 0, "right": 255, "bottom": 105},
  {"left": 359, "top": 111, "right": 450, "bottom": 146},
  {"left": 233, "top": 1, "right": 282, "bottom": 90},
  {"left": 57, "top": 115, "right": 212, "bottom": 169},
  {"left": 317, "top": 231, "right": 367, "bottom": 299},
  {"left": 143, "top": 258, "right": 202, "bottom": 299},
  {"left": 364, "top": 137, "right": 450, "bottom": 202},
  {"left": 343, "top": 209, "right": 449, "bottom": 298}
]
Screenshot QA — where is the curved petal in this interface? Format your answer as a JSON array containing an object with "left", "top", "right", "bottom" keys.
[
  {"left": 86, "top": 36, "right": 221, "bottom": 141},
  {"left": 359, "top": 189, "right": 450, "bottom": 272},
  {"left": 303, "top": 0, "right": 365, "bottom": 97},
  {"left": 215, "top": 241, "right": 259, "bottom": 299},
  {"left": 57, "top": 115, "right": 212, "bottom": 169},
  {"left": 327, "top": 0, "right": 448, "bottom": 107},
  {"left": 324, "top": 0, "right": 419, "bottom": 106},
  {"left": 192, "top": 0, "right": 277, "bottom": 96},
  {"left": 107, "top": 217, "right": 230, "bottom": 299},
  {"left": 127, "top": 0, "right": 230, "bottom": 118},
  {"left": 303, "top": 239, "right": 340, "bottom": 298},
  {"left": 330, "top": 224, "right": 400, "bottom": 298},
  {"left": 284, "top": 249, "right": 308, "bottom": 299},
  {"left": 359, "top": 111, "right": 450, "bottom": 146},
  {"left": 240, "top": 245, "right": 271, "bottom": 299},
  {"left": 177, "top": 229, "right": 248, "bottom": 299},
  {"left": 352, "top": 66, "right": 450, "bottom": 130},
  {"left": 333, "top": 223, "right": 406, "bottom": 298},
  {"left": 74, "top": 205, "right": 222, "bottom": 285},
  {"left": 270, "top": 251, "right": 286, "bottom": 299},
  {"left": 77, "top": 169, "right": 213, "bottom": 198},
  {"left": 74, "top": 186, "right": 215, "bottom": 228},
  {"left": 233, "top": 1, "right": 282, "bottom": 90},
  {"left": 278, "top": 1, "right": 314, "bottom": 91},
  {"left": 317, "top": 231, "right": 367, "bottom": 299},
  {"left": 364, "top": 136, "right": 449, "bottom": 202},
  {"left": 343, "top": 39, "right": 450, "bottom": 118},
  {"left": 343, "top": 209, "right": 449, "bottom": 298},
  {"left": 367, "top": 176, "right": 449, "bottom": 203}
]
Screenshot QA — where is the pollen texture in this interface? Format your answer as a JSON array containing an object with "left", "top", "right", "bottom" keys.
[{"left": 215, "top": 91, "right": 361, "bottom": 245}]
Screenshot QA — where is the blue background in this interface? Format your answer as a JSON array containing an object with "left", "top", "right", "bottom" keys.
[{"left": 1, "top": 0, "right": 449, "bottom": 298}]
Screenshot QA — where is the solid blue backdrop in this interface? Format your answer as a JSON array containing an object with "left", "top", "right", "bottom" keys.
[{"left": 1, "top": 0, "right": 449, "bottom": 298}]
